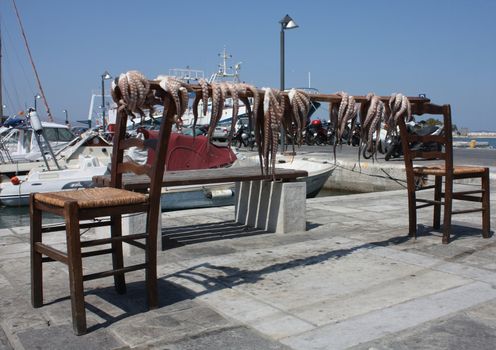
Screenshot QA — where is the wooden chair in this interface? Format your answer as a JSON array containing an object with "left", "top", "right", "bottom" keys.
[
  {"left": 398, "top": 103, "right": 490, "bottom": 244},
  {"left": 30, "top": 82, "right": 176, "bottom": 335}
]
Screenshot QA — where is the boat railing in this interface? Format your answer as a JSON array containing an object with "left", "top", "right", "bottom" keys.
[{"left": 0, "top": 132, "right": 14, "bottom": 164}]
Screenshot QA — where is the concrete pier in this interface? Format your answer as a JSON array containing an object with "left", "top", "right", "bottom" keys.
[
  {"left": 1, "top": 184, "right": 495, "bottom": 349},
  {"left": 0, "top": 145, "right": 495, "bottom": 349}
]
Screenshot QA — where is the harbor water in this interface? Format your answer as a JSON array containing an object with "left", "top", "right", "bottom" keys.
[{"left": 454, "top": 137, "right": 496, "bottom": 148}]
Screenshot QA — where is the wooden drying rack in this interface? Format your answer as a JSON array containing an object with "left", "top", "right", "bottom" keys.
[{"left": 147, "top": 80, "right": 432, "bottom": 111}]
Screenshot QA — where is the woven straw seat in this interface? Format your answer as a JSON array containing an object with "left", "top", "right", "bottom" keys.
[
  {"left": 413, "top": 165, "right": 487, "bottom": 176},
  {"left": 399, "top": 103, "right": 490, "bottom": 244},
  {"left": 34, "top": 188, "right": 148, "bottom": 208}
]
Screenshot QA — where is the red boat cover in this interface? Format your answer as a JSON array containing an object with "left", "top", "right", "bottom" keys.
[{"left": 141, "top": 130, "right": 237, "bottom": 171}]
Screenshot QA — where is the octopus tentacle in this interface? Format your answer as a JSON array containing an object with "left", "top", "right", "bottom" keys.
[
  {"left": 288, "top": 89, "right": 300, "bottom": 145},
  {"left": 262, "top": 88, "right": 272, "bottom": 175},
  {"left": 292, "top": 89, "right": 311, "bottom": 145},
  {"left": 207, "top": 83, "right": 221, "bottom": 141},
  {"left": 388, "top": 93, "right": 411, "bottom": 137},
  {"left": 198, "top": 79, "right": 209, "bottom": 117},
  {"left": 191, "top": 93, "right": 201, "bottom": 137},
  {"left": 226, "top": 83, "right": 240, "bottom": 146},
  {"left": 330, "top": 102, "right": 339, "bottom": 163}
]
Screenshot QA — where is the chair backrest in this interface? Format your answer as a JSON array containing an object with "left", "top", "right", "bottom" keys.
[
  {"left": 398, "top": 103, "right": 454, "bottom": 175},
  {"left": 110, "top": 79, "right": 176, "bottom": 210}
]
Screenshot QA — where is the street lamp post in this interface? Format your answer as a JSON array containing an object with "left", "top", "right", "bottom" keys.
[
  {"left": 101, "top": 71, "right": 112, "bottom": 132},
  {"left": 279, "top": 14, "right": 299, "bottom": 153},
  {"left": 62, "top": 109, "right": 69, "bottom": 125},
  {"left": 34, "top": 94, "right": 41, "bottom": 110}
]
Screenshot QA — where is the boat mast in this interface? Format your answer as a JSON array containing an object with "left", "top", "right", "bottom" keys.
[
  {"left": 12, "top": 0, "right": 53, "bottom": 122},
  {"left": 0, "top": 24, "right": 4, "bottom": 119}
]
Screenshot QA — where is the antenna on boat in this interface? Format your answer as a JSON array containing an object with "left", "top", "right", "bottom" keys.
[
  {"left": 209, "top": 48, "right": 240, "bottom": 83},
  {"left": 28, "top": 109, "right": 61, "bottom": 170}
]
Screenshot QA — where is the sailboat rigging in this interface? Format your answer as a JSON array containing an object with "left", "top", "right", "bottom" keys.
[{"left": 11, "top": 0, "right": 53, "bottom": 121}]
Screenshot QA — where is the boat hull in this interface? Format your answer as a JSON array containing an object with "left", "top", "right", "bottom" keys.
[
  {"left": 0, "top": 156, "right": 108, "bottom": 207},
  {"left": 160, "top": 158, "right": 333, "bottom": 210}
]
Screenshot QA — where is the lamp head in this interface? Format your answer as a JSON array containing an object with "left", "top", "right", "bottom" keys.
[
  {"left": 279, "top": 14, "right": 299, "bottom": 30},
  {"left": 102, "top": 71, "right": 112, "bottom": 80}
]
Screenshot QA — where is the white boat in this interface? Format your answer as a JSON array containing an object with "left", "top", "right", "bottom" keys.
[
  {"left": 0, "top": 127, "right": 112, "bottom": 207},
  {"left": 160, "top": 155, "right": 333, "bottom": 211},
  {"left": 0, "top": 119, "right": 78, "bottom": 176},
  {"left": 0, "top": 154, "right": 108, "bottom": 206}
]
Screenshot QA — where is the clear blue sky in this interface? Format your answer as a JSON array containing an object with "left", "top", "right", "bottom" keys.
[{"left": 1, "top": 0, "right": 495, "bottom": 131}]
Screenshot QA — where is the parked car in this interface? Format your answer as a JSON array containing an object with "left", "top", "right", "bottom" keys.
[{"left": 212, "top": 114, "right": 252, "bottom": 142}]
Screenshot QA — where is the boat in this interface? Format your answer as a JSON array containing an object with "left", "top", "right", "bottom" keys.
[
  {"left": 0, "top": 154, "right": 108, "bottom": 206},
  {"left": 0, "top": 126, "right": 112, "bottom": 206},
  {"left": 0, "top": 124, "right": 332, "bottom": 209},
  {"left": 160, "top": 153, "right": 333, "bottom": 211},
  {"left": 0, "top": 118, "right": 79, "bottom": 176}
]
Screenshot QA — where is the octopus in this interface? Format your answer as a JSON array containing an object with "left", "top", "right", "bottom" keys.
[
  {"left": 225, "top": 82, "right": 240, "bottom": 146},
  {"left": 111, "top": 70, "right": 150, "bottom": 119},
  {"left": 387, "top": 93, "right": 412, "bottom": 136},
  {"left": 288, "top": 88, "right": 311, "bottom": 145},
  {"left": 238, "top": 83, "right": 262, "bottom": 168},
  {"left": 360, "top": 93, "right": 385, "bottom": 160},
  {"left": 330, "top": 92, "right": 357, "bottom": 163},
  {"left": 207, "top": 82, "right": 223, "bottom": 141},
  {"left": 191, "top": 79, "right": 210, "bottom": 137},
  {"left": 157, "top": 76, "right": 190, "bottom": 129},
  {"left": 262, "top": 88, "right": 285, "bottom": 177}
]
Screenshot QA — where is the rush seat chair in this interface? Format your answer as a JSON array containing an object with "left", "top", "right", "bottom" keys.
[
  {"left": 30, "top": 78, "right": 176, "bottom": 335},
  {"left": 398, "top": 103, "right": 490, "bottom": 244}
]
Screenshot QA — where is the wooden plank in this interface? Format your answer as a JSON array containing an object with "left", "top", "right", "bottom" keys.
[{"left": 93, "top": 166, "right": 308, "bottom": 191}]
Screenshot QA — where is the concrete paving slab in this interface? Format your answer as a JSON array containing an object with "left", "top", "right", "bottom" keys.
[
  {"left": 16, "top": 325, "right": 124, "bottom": 350},
  {"left": 281, "top": 282, "right": 496, "bottom": 350},
  {"left": 0, "top": 167, "right": 494, "bottom": 349},
  {"left": 162, "top": 326, "right": 292, "bottom": 350},
  {"left": 348, "top": 314, "right": 496, "bottom": 350}
]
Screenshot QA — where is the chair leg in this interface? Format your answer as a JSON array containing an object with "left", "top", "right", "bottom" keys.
[
  {"left": 145, "top": 215, "right": 158, "bottom": 309},
  {"left": 482, "top": 169, "right": 490, "bottom": 238},
  {"left": 65, "top": 201, "right": 87, "bottom": 335},
  {"left": 442, "top": 177, "right": 453, "bottom": 244},
  {"left": 110, "top": 214, "right": 126, "bottom": 294},
  {"left": 30, "top": 194, "right": 43, "bottom": 308},
  {"left": 433, "top": 176, "right": 442, "bottom": 229},
  {"left": 407, "top": 188, "right": 417, "bottom": 238}
]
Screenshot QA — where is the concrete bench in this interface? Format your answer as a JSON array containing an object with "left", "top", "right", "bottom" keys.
[{"left": 93, "top": 166, "right": 308, "bottom": 253}]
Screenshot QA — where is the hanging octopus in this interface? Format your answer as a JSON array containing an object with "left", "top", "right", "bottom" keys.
[
  {"left": 207, "top": 82, "right": 224, "bottom": 141},
  {"left": 360, "top": 93, "right": 385, "bottom": 160},
  {"left": 330, "top": 92, "right": 357, "bottom": 163},
  {"left": 262, "top": 88, "right": 285, "bottom": 177},
  {"left": 192, "top": 79, "right": 210, "bottom": 136},
  {"left": 238, "top": 83, "right": 262, "bottom": 170},
  {"left": 155, "top": 76, "right": 190, "bottom": 129},
  {"left": 111, "top": 70, "right": 151, "bottom": 119},
  {"left": 288, "top": 88, "right": 311, "bottom": 146},
  {"left": 387, "top": 93, "right": 412, "bottom": 137},
  {"left": 225, "top": 82, "right": 241, "bottom": 146}
]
